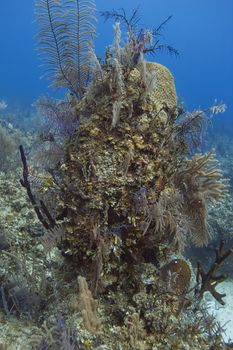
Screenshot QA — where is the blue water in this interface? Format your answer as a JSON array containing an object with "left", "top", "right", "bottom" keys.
[{"left": 0, "top": 0, "right": 232, "bottom": 121}]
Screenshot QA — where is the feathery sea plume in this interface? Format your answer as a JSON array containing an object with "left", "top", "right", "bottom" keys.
[
  {"left": 175, "top": 152, "right": 227, "bottom": 246},
  {"left": 35, "top": 0, "right": 96, "bottom": 99},
  {"left": 40, "top": 224, "right": 65, "bottom": 252},
  {"left": 149, "top": 191, "right": 191, "bottom": 252},
  {"left": 134, "top": 187, "right": 188, "bottom": 251},
  {"left": 174, "top": 101, "right": 227, "bottom": 152}
]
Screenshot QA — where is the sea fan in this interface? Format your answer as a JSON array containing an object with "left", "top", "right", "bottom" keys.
[
  {"left": 35, "top": 96, "right": 79, "bottom": 137},
  {"left": 174, "top": 109, "right": 208, "bottom": 151},
  {"left": 35, "top": 0, "right": 96, "bottom": 99}
]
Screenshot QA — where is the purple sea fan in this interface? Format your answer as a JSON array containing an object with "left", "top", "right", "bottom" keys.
[{"left": 35, "top": 96, "right": 79, "bottom": 138}]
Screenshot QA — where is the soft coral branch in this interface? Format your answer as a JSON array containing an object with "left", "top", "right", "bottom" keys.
[{"left": 19, "top": 145, "right": 56, "bottom": 230}]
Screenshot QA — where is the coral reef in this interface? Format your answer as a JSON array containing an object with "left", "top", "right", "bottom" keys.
[
  {"left": 0, "top": 125, "right": 18, "bottom": 172},
  {"left": 175, "top": 152, "right": 227, "bottom": 246},
  {"left": 186, "top": 122, "right": 233, "bottom": 279},
  {"left": 195, "top": 240, "right": 233, "bottom": 305},
  {"left": 0, "top": 1, "right": 232, "bottom": 349},
  {"left": 18, "top": 53, "right": 227, "bottom": 349}
]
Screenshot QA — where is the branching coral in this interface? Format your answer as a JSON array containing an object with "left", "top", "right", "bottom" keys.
[
  {"left": 195, "top": 240, "right": 233, "bottom": 304},
  {"left": 101, "top": 7, "right": 178, "bottom": 65},
  {"left": 174, "top": 109, "right": 207, "bottom": 150},
  {"left": 19, "top": 145, "right": 56, "bottom": 231},
  {"left": 19, "top": 144, "right": 67, "bottom": 248}
]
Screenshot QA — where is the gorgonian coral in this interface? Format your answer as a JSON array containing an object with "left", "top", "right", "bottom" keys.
[
  {"left": 175, "top": 152, "right": 227, "bottom": 246},
  {"left": 35, "top": 0, "right": 96, "bottom": 99}
]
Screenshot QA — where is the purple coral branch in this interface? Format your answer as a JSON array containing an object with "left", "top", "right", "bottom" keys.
[{"left": 19, "top": 145, "right": 55, "bottom": 230}]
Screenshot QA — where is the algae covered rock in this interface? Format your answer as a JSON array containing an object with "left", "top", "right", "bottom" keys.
[
  {"left": 54, "top": 57, "right": 225, "bottom": 292},
  {"left": 10, "top": 3, "right": 228, "bottom": 348},
  {"left": 58, "top": 61, "right": 179, "bottom": 270},
  {"left": 17, "top": 56, "right": 226, "bottom": 349}
]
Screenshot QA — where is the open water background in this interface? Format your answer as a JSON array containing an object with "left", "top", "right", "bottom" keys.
[{"left": 0, "top": 0, "right": 232, "bottom": 126}]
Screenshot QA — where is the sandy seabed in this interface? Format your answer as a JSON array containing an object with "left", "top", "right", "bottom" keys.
[{"left": 205, "top": 279, "right": 233, "bottom": 343}]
